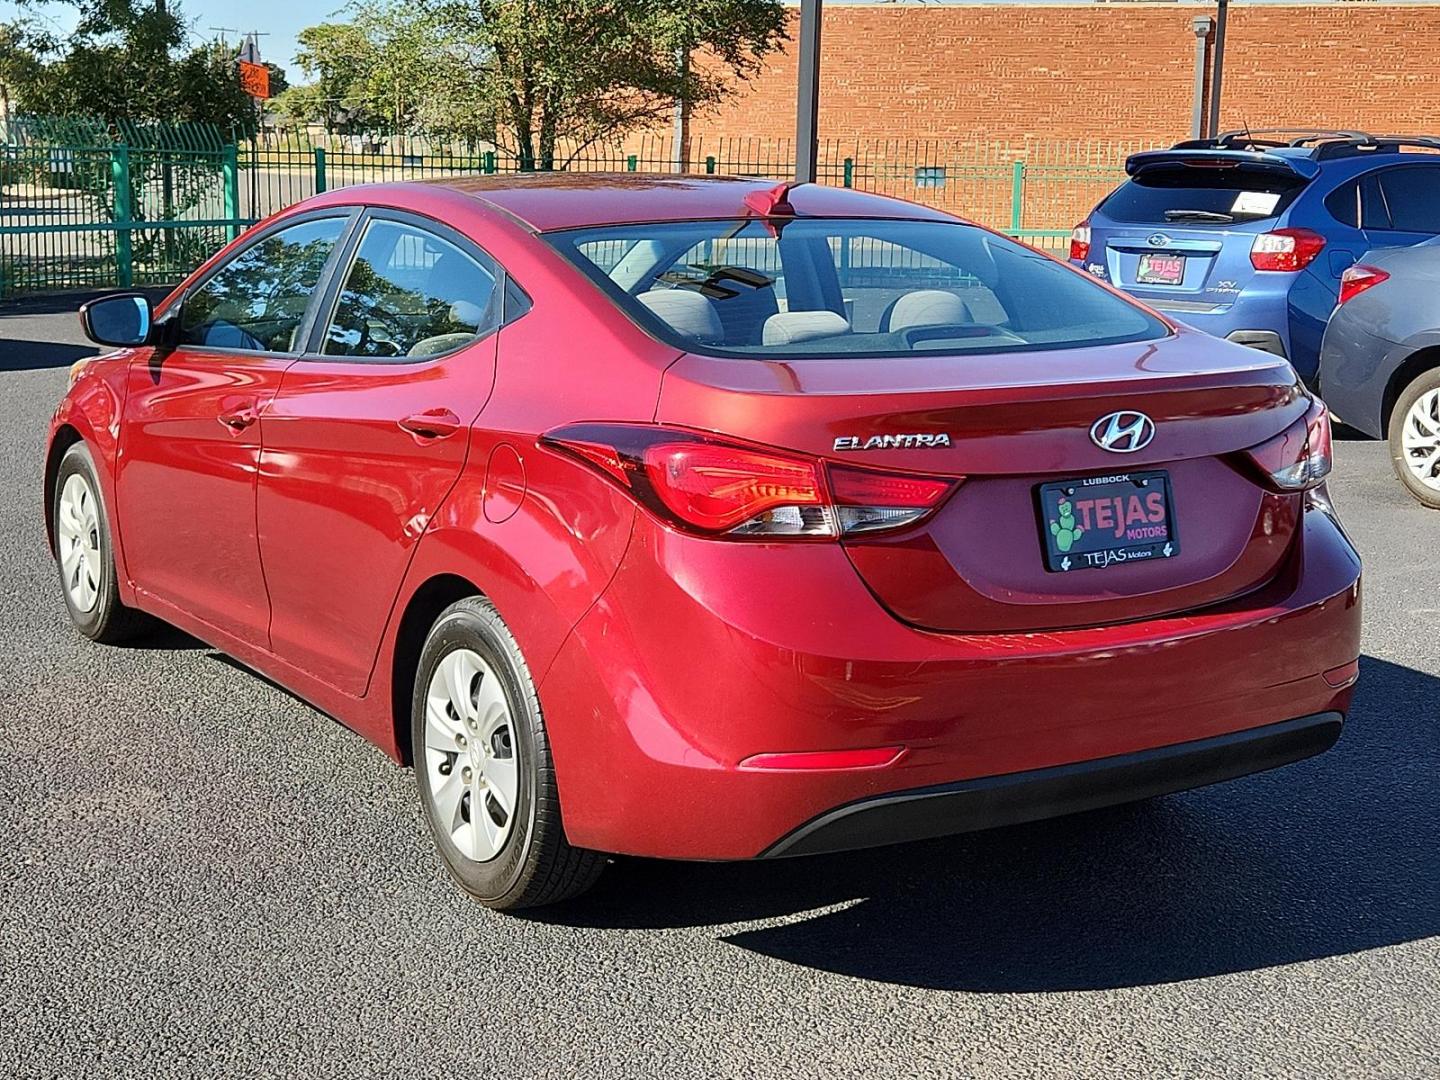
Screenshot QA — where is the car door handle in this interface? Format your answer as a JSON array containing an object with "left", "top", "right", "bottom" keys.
[
  {"left": 218, "top": 406, "right": 258, "bottom": 431},
  {"left": 399, "top": 409, "right": 463, "bottom": 440}
]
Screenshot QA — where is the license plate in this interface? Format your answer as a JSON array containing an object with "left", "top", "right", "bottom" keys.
[
  {"left": 1137, "top": 253, "right": 1185, "bottom": 285},
  {"left": 1038, "top": 471, "right": 1180, "bottom": 573}
]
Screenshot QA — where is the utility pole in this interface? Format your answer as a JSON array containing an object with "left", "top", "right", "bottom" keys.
[
  {"left": 1190, "top": 17, "right": 1214, "bottom": 140},
  {"left": 1208, "top": 0, "right": 1229, "bottom": 139},
  {"left": 795, "top": 0, "right": 822, "bottom": 183}
]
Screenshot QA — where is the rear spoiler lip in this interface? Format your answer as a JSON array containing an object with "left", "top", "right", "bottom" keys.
[{"left": 1125, "top": 149, "right": 1321, "bottom": 181}]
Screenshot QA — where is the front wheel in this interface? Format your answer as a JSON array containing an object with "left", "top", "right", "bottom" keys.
[
  {"left": 1389, "top": 367, "right": 1440, "bottom": 509},
  {"left": 52, "top": 442, "right": 151, "bottom": 642},
  {"left": 412, "top": 596, "right": 606, "bottom": 910}
]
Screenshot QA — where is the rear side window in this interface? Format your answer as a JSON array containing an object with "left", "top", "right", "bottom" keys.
[
  {"left": 323, "top": 220, "right": 501, "bottom": 359},
  {"left": 1376, "top": 166, "right": 1440, "bottom": 233},
  {"left": 1328, "top": 166, "right": 1440, "bottom": 233},
  {"left": 1100, "top": 165, "right": 1306, "bottom": 225},
  {"left": 545, "top": 218, "right": 1167, "bottom": 359}
]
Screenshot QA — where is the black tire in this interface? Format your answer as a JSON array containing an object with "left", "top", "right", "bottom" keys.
[
  {"left": 51, "top": 442, "right": 152, "bottom": 643},
  {"left": 411, "top": 596, "right": 605, "bottom": 910},
  {"left": 1388, "top": 367, "right": 1440, "bottom": 510}
]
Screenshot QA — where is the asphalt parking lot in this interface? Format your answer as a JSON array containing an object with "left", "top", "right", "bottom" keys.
[{"left": 1, "top": 294, "right": 1436, "bottom": 1079}]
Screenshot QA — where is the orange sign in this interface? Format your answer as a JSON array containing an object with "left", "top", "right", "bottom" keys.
[{"left": 239, "top": 60, "right": 271, "bottom": 100}]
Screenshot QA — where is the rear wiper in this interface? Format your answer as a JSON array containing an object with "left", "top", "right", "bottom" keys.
[{"left": 1163, "top": 209, "right": 1235, "bottom": 223}]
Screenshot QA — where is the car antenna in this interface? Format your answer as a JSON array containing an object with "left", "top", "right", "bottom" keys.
[
  {"left": 744, "top": 180, "right": 804, "bottom": 237},
  {"left": 744, "top": 180, "right": 802, "bottom": 218}
]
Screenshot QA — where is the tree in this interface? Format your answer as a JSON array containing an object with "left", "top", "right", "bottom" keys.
[
  {"left": 265, "top": 62, "right": 289, "bottom": 98},
  {"left": 4, "top": 1, "right": 262, "bottom": 136},
  {"left": 301, "top": 0, "right": 788, "bottom": 167},
  {"left": 294, "top": 22, "right": 381, "bottom": 133},
  {"left": 0, "top": 22, "right": 48, "bottom": 124}
]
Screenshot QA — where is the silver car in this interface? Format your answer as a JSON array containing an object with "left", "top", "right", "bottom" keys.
[{"left": 1319, "top": 236, "right": 1440, "bottom": 508}]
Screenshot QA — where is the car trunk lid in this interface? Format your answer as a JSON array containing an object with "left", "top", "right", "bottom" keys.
[{"left": 656, "top": 328, "right": 1306, "bottom": 632}]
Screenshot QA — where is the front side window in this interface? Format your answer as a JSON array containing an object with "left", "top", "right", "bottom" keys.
[
  {"left": 180, "top": 217, "right": 347, "bottom": 352},
  {"left": 546, "top": 218, "right": 1167, "bottom": 359},
  {"left": 323, "top": 220, "right": 500, "bottom": 359}
]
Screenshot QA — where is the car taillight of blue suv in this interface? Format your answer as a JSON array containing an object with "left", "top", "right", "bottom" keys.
[{"left": 1071, "top": 130, "right": 1440, "bottom": 387}]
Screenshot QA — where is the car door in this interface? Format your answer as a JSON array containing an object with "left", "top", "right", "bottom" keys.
[
  {"left": 117, "top": 211, "right": 355, "bottom": 646},
  {"left": 255, "top": 210, "right": 508, "bottom": 696}
]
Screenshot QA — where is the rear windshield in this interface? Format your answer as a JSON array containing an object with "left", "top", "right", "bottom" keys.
[
  {"left": 1101, "top": 165, "right": 1307, "bottom": 225},
  {"left": 544, "top": 218, "right": 1167, "bottom": 359}
]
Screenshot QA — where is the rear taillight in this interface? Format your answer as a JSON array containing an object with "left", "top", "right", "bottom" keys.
[
  {"left": 1243, "top": 399, "right": 1333, "bottom": 491},
  {"left": 1250, "top": 228, "right": 1326, "bottom": 272},
  {"left": 1069, "top": 220, "right": 1091, "bottom": 263},
  {"left": 541, "top": 424, "right": 959, "bottom": 540},
  {"left": 1337, "top": 263, "right": 1390, "bottom": 305}
]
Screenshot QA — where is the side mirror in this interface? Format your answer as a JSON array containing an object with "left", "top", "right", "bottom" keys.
[{"left": 79, "top": 294, "right": 153, "bottom": 347}]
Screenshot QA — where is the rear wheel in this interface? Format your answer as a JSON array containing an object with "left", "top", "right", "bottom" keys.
[
  {"left": 1389, "top": 368, "right": 1440, "bottom": 509},
  {"left": 52, "top": 442, "right": 151, "bottom": 642},
  {"left": 412, "top": 596, "right": 605, "bottom": 910}
]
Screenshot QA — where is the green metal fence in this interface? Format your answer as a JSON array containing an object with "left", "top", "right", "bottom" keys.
[{"left": 1, "top": 125, "right": 1156, "bottom": 298}]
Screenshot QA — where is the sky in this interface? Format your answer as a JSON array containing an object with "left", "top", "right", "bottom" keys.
[
  {"left": 3, "top": 0, "right": 1433, "bottom": 88},
  {"left": 0, "top": 0, "right": 339, "bottom": 74}
]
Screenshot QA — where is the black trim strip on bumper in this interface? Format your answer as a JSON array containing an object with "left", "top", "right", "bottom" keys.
[{"left": 761, "top": 712, "right": 1343, "bottom": 859}]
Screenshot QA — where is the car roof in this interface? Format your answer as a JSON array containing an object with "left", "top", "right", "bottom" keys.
[{"left": 421, "top": 172, "right": 958, "bottom": 232}]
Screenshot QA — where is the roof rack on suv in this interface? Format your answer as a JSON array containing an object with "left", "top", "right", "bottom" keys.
[
  {"left": 1172, "top": 129, "right": 1370, "bottom": 151},
  {"left": 1310, "top": 134, "right": 1440, "bottom": 160},
  {"left": 1170, "top": 129, "right": 1440, "bottom": 160}
]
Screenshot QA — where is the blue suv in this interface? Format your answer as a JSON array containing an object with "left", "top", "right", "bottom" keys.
[{"left": 1071, "top": 130, "right": 1440, "bottom": 385}]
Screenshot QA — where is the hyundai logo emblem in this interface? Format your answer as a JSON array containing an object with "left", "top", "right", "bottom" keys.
[
  {"left": 1147, "top": 233, "right": 1171, "bottom": 247},
  {"left": 1090, "top": 411, "right": 1156, "bottom": 454}
]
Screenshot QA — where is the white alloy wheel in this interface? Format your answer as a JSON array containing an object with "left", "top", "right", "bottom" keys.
[
  {"left": 56, "top": 472, "right": 102, "bottom": 612},
  {"left": 423, "top": 647, "right": 521, "bottom": 863},
  {"left": 1399, "top": 387, "right": 1440, "bottom": 491}
]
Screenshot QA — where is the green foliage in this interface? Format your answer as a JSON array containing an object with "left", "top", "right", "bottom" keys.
[
  {"left": 3, "top": 2, "right": 270, "bottom": 139},
  {"left": 265, "top": 63, "right": 290, "bottom": 98},
  {"left": 292, "top": 0, "right": 789, "bottom": 167},
  {"left": 294, "top": 22, "right": 383, "bottom": 132},
  {"left": 0, "top": 21, "right": 48, "bottom": 121}
]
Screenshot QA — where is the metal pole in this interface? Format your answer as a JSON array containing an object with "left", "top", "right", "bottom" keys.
[
  {"left": 1191, "top": 17, "right": 1214, "bottom": 140},
  {"left": 795, "top": 0, "right": 822, "bottom": 183},
  {"left": 672, "top": 48, "right": 689, "bottom": 174},
  {"left": 1208, "top": 0, "right": 1229, "bottom": 139}
]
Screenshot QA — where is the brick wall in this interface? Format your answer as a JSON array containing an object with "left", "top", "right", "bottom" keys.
[{"left": 680, "top": 3, "right": 1440, "bottom": 148}]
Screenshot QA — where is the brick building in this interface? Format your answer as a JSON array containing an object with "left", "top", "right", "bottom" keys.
[{"left": 679, "top": 2, "right": 1440, "bottom": 150}]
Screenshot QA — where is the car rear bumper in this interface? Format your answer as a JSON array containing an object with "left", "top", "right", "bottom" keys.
[
  {"left": 761, "top": 711, "right": 1343, "bottom": 857},
  {"left": 539, "top": 507, "right": 1361, "bottom": 861}
]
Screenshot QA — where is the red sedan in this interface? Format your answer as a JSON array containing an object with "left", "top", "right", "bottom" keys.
[{"left": 47, "top": 175, "right": 1361, "bottom": 909}]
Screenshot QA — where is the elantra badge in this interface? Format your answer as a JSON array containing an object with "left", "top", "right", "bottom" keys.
[
  {"left": 1090, "top": 411, "right": 1155, "bottom": 454},
  {"left": 834, "top": 433, "right": 952, "bottom": 451}
]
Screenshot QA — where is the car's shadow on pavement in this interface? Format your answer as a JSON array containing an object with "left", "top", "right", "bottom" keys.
[
  {"left": 536, "top": 654, "right": 1438, "bottom": 992},
  {"left": 0, "top": 339, "right": 95, "bottom": 372}
]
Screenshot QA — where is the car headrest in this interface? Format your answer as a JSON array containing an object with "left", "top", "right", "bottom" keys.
[
  {"left": 762, "top": 310, "right": 851, "bottom": 347},
  {"left": 887, "top": 290, "right": 974, "bottom": 332},
  {"left": 408, "top": 332, "right": 475, "bottom": 358},
  {"left": 450, "top": 299, "right": 488, "bottom": 330},
  {"left": 636, "top": 289, "right": 723, "bottom": 342}
]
